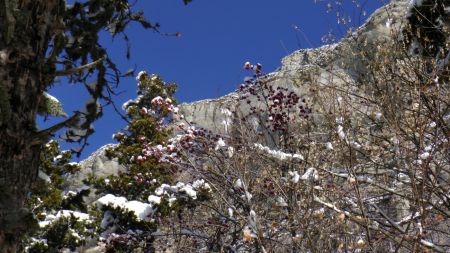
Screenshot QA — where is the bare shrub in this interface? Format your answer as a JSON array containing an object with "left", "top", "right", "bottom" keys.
[{"left": 158, "top": 1, "right": 450, "bottom": 252}]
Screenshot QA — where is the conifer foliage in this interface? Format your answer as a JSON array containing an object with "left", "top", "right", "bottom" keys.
[
  {"left": 0, "top": 0, "right": 192, "bottom": 250},
  {"left": 25, "top": 141, "right": 93, "bottom": 252},
  {"left": 25, "top": 72, "right": 212, "bottom": 252},
  {"left": 91, "top": 71, "right": 181, "bottom": 252}
]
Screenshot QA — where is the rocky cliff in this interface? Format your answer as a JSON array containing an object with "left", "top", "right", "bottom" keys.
[
  {"left": 66, "top": 0, "right": 430, "bottom": 199},
  {"left": 176, "top": 0, "right": 410, "bottom": 136},
  {"left": 60, "top": 1, "right": 450, "bottom": 251}
]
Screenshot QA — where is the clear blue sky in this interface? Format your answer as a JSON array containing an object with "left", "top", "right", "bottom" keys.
[{"left": 46, "top": 0, "right": 385, "bottom": 160}]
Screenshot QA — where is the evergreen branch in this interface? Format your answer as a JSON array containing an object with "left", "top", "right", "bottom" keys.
[
  {"left": 54, "top": 56, "right": 107, "bottom": 76},
  {"left": 32, "top": 112, "right": 81, "bottom": 146}
]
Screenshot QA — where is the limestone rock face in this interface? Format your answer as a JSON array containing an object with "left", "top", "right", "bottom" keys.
[
  {"left": 64, "top": 144, "right": 125, "bottom": 203},
  {"left": 177, "top": 0, "right": 410, "bottom": 137},
  {"left": 70, "top": 0, "right": 412, "bottom": 198}
]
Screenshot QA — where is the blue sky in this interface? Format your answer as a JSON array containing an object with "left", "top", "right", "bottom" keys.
[{"left": 47, "top": 0, "right": 385, "bottom": 160}]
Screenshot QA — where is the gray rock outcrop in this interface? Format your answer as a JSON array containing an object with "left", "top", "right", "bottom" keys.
[
  {"left": 64, "top": 144, "right": 125, "bottom": 204},
  {"left": 68, "top": 0, "right": 414, "bottom": 192},
  {"left": 177, "top": 1, "right": 411, "bottom": 136}
]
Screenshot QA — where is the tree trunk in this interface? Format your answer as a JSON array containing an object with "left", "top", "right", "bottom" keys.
[{"left": 0, "top": 0, "right": 62, "bottom": 251}]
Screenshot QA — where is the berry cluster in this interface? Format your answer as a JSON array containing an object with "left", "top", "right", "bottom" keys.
[
  {"left": 265, "top": 86, "right": 311, "bottom": 131},
  {"left": 138, "top": 124, "right": 228, "bottom": 166},
  {"left": 131, "top": 172, "right": 154, "bottom": 185},
  {"left": 239, "top": 62, "right": 264, "bottom": 92},
  {"left": 243, "top": 61, "right": 263, "bottom": 77},
  {"left": 171, "top": 125, "right": 225, "bottom": 154},
  {"left": 148, "top": 96, "right": 179, "bottom": 115},
  {"left": 239, "top": 62, "right": 311, "bottom": 131},
  {"left": 138, "top": 143, "right": 178, "bottom": 164}
]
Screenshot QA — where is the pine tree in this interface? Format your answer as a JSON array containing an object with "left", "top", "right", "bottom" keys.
[
  {"left": 89, "top": 71, "right": 210, "bottom": 252},
  {"left": 0, "top": 0, "right": 191, "bottom": 250},
  {"left": 24, "top": 140, "right": 93, "bottom": 252},
  {"left": 23, "top": 71, "right": 211, "bottom": 252}
]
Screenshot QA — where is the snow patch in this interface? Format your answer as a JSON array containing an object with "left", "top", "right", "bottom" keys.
[
  {"left": 38, "top": 170, "right": 51, "bottom": 183},
  {"left": 254, "top": 143, "right": 303, "bottom": 160},
  {"left": 96, "top": 194, "right": 153, "bottom": 221}
]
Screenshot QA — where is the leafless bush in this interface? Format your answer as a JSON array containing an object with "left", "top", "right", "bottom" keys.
[{"left": 155, "top": 2, "right": 450, "bottom": 252}]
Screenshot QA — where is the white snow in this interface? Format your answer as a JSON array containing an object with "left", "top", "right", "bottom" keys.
[
  {"left": 122, "top": 201, "right": 153, "bottom": 221},
  {"left": 151, "top": 96, "right": 163, "bottom": 105},
  {"left": 385, "top": 18, "right": 392, "bottom": 28},
  {"left": 227, "top": 146, "right": 235, "bottom": 158},
  {"left": 154, "top": 184, "right": 170, "bottom": 196},
  {"left": 289, "top": 171, "right": 300, "bottom": 183},
  {"left": 419, "top": 152, "right": 430, "bottom": 160},
  {"left": 234, "top": 179, "right": 243, "bottom": 188},
  {"left": 38, "top": 220, "right": 52, "bottom": 228},
  {"left": 179, "top": 184, "right": 197, "bottom": 199},
  {"left": 44, "top": 92, "right": 60, "bottom": 103},
  {"left": 53, "top": 154, "right": 63, "bottom": 162},
  {"left": 249, "top": 210, "right": 257, "bottom": 227},
  {"left": 254, "top": 143, "right": 303, "bottom": 160},
  {"left": 96, "top": 194, "right": 153, "bottom": 221},
  {"left": 168, "top": 197, "right": 177, "bottom": 206},
  {"left": 215, "top": 138, "right": 226, "bottom": 150},
  {"left": 228, "top": 207, "right": 234, "bottom": 218},
  {"left": 97, "top": 194, "right": 128, "bottom": 209},
  {"left": 38, "top": 170, "right": 51, "bottom": 183},
  {"left": 122, "top": 99, "right": 133, "bottom": 110},
  {"left": 38, "top": 210, "right": 91, "bottom": 228},
  {"left": 192, "top": 179, "right": 211, "bottom": 191},
  {"left": 28, "top": 237, "right": 48, "bottom": 247},
  {"left": 56, "top": 210, "right": 90, "bottom": 221},
  {"left": 349, "top": 141, "right": 362, "bottom": 149},
  {"left": 336, "top": 125, "right": 361, "bottom": 149},
  {"left": 242, "top": 191, "right": 253, "bottom": 201},
  {"left": 136, "top": 70, "right": 147, "bottom": 81},
  {"left": 148, "top": 195, "right": 162, "bottom": 205},
  {"left": 301, "top": 167, "right": 319, "bottom": 181},
  {"left": 375, "top": 112, "right": 383, "bottom": 120},
  {"left": 221, "top": 108, "right": 232, "bottom": 117},
  {"left": 397, "top": 173, "right": 411, "bottom": 183},
  {"left": 153, "top": 180, "right": 209, "bottom": 203},
  {"left": 276, "top": 196, "right": 288, "bottom": 207},
  {"left": 337, "top": 125, "right": 346, "bottom": 140}
]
